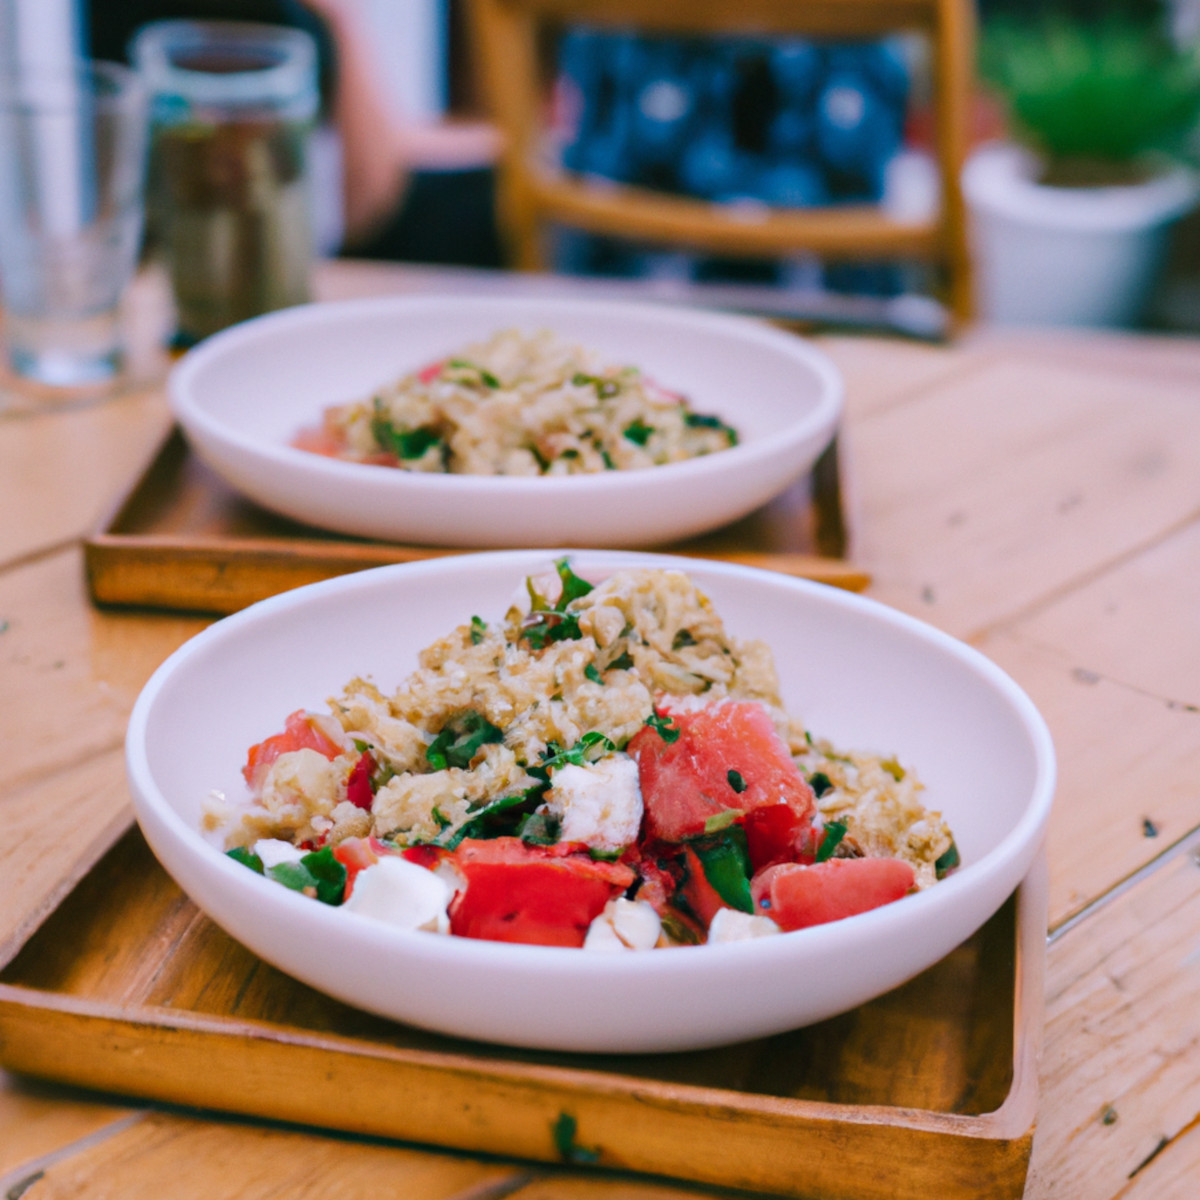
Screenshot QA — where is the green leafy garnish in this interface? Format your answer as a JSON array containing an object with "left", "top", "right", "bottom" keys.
[
  {"left": 644, "top": 711, "right": 681, "bottom": 744},
  {"left": 437, "top": 786, "right": 547, "bottom": 849},
  {"left": 672, "top": 629, "right": 697, "bottom": 649},
  {"left": 521, "top": 559, "right": 593, "bottom": 649},
  {"left": 517, "top": 810, "right": 561, "bottom": 845},
  {"left": 692, "top": 830, "right": 754, "bottom": 913},
  {"left": 447, "top": 358, "right": 499, "bottom": 387},
  {"left": 600, "top": 448, "right": 616, "bottom": 470},
  {"left": 227, "top": 846, "right": 264, "bottom": 874},
  {"left": 881, "top": 757, "right": 905, "bottom": 782},
  {"left": 623, "top": 418, "right": 654, "bottom": 446},
  {"left": 538, "top": 731, "right": 615, "bottom": 772},
  {"left": 553, "top": 1112, "right": 600, "bottom": 1165},
  {"left": 426, "top": 710, "right": 504, "bottom": 771},
  {"left": 268, "top": 846, "right": 347, "bottom": 905},
  {"left": 572, "top": 372, "right": 621, "bottom": 399},
  {"left": 684, "top": 411, "right": 738, "bottom": 444},
  {"left": 815, "top": 819, "right": 848, "bottom": 863},
  {"left": 809, "top": 771, "right": 833, "bottom": 797},
  {"left": 935, "top": 840, "right": 961, "bottom": 879},
  {"left": 469, "top": 615, "right": 487, "bottom": 645},
  {"left": 584, "top": 662, "right": 603, "bottom": 684},
  {"left": 726, "top": 769, "right": 747, "bottom": 794},
  {"left": 704, "top": 808, "right": 742, "bottom": 834}
]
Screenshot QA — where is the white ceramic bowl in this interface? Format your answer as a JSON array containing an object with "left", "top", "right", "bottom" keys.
[
  {"left": 125, "top": 550, "right": 1055, "bottom": 1054},
  {"left": 168, "top": 295, "right": 842, "bottom": 547}
]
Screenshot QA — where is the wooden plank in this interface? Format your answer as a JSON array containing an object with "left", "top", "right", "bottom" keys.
[
  {"left": 12, "top": 1110, "right": 526, "bottom": 1200},
  {"left": 527, "top": 176, "right": 942, "bottom": 261},
  {"left": 974, "top": 518, "right": 1200, "bottom": 927},
  {"left": 0, "top": 388, "right": 170, "bottom": 571},
  {"left": 849, "top": 354, "right": 1200, "bottom": 638},
  {"left": 0, "top": 1076, "right": 135, "bottom": 1182},
  {"left": 0, "top": 548, "right": 208, "bottom": 796},
  {"left": 83, "top": 431, "right": 868, "bottom": 616},
  {"left": 0, "top": 829, "right": 1044, "bottom": 1200},
  {"left": 1025, "top": 832, "right": 1200, "bottom": 1198}
]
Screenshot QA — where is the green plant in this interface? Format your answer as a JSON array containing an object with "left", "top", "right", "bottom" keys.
[{"left": 980, "top": 17, "right": 1200, "bottom": 184}]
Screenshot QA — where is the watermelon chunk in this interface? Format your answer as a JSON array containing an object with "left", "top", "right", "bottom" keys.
[
  {"left": 629, "top": 700, "right": 815, "bottom": 843},
  {"left": 751, "top": 857, "right": 916, "bottom": 931},
  {"left": 448, "top": 838, "right": 636, "bottom": 947}
]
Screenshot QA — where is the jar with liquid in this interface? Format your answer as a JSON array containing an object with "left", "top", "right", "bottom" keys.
[{"left": 132, "top": 20, "right": 318, "bottom": 343}]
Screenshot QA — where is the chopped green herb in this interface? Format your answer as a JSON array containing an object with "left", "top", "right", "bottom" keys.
[
  {"left": 426, "top": 710, "right": 504, "bottom": 771},
  {"left": 623, "top": 418, "right": 654, "bottom": 446},
  {"left": 554, "top": 557, "right": 594, "bottom": 605},
  {"left": 672, "top": 628, "right": 697, "bottom": 649},
  {"left": 692, "top": 830, "right": 754, "bottom": 913},
  {"left": 539, "top": 731, "right": 615, "bottom": 772},
  {"left": 684, "top": 411, "right": 738, "bottom": 444},
  {"left": 268, "top": 846, "right": 347, "bottom": 905},
  {"left": 809, "top": 771, "right": 833, "bottom": 797},
  {"left": 517, "top": 810, "right": 561, "bottom": 846},
  {"left": 552, "top": 1112, "right": 600, "bottom": 1165},
  {"left": 726, "top": 769, "right": 747, "bottom": 794},
  {"left": 438, "top": 786, "right": 547, "bottom": 848},
  {"left": 447, "top": 358, "right": 500, "bottom": 388},
  {"left": 704, "top": 808, "right": 742, "bottom": 834},
  {"left": 469, "top": 615, "right": 487, "bottom": 645},
  {"left": 645, "top": 711, "right": 681, "bottom": 744},
  {"left": 609, "top": 650, "right": 634, "bottom": 671},
  {"left": 881, "top": 757, "right": 905, "bottom": 782},
  {"left": 935, "top": 840, "right": 961, "bottom": 879},
  {"left": 584, "top": 662, "right": 603, "bottom": 684},
  {"left": 431, "top": 806, "right": 452, "bottom": 829},
  {"left": 600, "top": 448, "right": 616, "bottom": 470},
  {"left": 815, "top": 819, "right": 848, "bottom": 863},
  {"left": 227, "top": 846, "right": 264, "bottom": 874}
]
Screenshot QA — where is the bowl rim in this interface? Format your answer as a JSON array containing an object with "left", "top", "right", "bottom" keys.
[
  {"left": 167, "top": 293, "right": 845, "bottom": 496},
  {"left": 125, "top": 548, "right": 1057, "bottom": 981}
]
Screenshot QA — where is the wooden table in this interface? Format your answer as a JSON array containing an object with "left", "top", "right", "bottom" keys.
[{"left": 2, "top": 259, "right": 1200, "bottom": 1198}]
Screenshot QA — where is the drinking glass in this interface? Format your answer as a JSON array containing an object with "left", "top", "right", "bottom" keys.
[
  {"left": 0, "top": 59, "right": 148, "bottom": 408},
  {"left": 131, "top": 21, "right": 318, "bottom": 345}
]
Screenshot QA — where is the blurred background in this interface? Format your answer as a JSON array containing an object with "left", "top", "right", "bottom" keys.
[{"left": 3, "top": 0, "right": 1200, "bottom": 336}]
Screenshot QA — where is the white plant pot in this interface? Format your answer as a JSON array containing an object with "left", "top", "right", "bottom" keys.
[{"left": 963, "top": 142, "right": 1200, "bottom": 327}]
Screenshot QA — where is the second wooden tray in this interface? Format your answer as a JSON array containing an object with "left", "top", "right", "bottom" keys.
[
  {"left": 0, "top": 825, "right": 1046, "bottom": 1200},
  {"left": 84, "top": 429, "right": 867, "bottom": 615}
]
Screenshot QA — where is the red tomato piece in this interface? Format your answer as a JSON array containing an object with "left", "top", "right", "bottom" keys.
[
  {"left": 629, "top": 701, "right": 815, "bottom": 843},
  {"left": 291, "top": 425, "right": 343, "bottom": 457},
  {"left": 417, "top": 359, "right": 445, "bottom": 384},
  {"left": 448, "top": 837, "right": 635, "bottom": 947},
  {"left": 345, "top": 752, "right": 376, "bottom": 810},
  {"left": 743, "top": 803, "right": 815, "bottom": 872},
  {"left": 750, "top": 857, "right": 916, "bottom": 931},
  {"left": 332, "top": 837, "right": 379, "bottom": 899},
  {"left": 243, "top": 710, "right": 342, "bottom": 788}
]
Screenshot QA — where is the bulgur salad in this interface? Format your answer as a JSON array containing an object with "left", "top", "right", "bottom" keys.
[
  {"left": 210, "top": 562, "right": 959, "bottom": 949},
  {"left": 292, "top": 328, "right": 739, "bottom": 475}
]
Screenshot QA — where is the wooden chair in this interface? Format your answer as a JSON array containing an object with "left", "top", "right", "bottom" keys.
[{"left": 467, "top": 0, "right": 975, "bottom": 325}]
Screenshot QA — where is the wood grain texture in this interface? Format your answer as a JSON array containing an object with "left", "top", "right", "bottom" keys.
[
  {"left": 849, "top": 352, "right": 1200, "bottom": 638},
  {"left": 1027, "top": 833, "right": 1200, "bottom": 1198},
  {"left": 13, "top": 1111, "right": 525, "bottom": 1200}
]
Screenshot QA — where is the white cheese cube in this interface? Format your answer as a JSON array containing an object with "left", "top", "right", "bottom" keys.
[
  {"left": 343, "top": 855, "right": 453, "bottom": 934},
  {"left": 543, "top": 756, "right": 642, "bottom": 852},
  {"left": 584, "top": 898, "right": 662, "bottom": 952},
  {"left": 707, "top": 908, "right": 781, "bottom": 943}
]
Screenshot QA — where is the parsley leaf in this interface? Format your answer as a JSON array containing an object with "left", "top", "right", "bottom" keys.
[
  {"left": 726, "top": 769, "right": 747, "bottom": 794},
  {"left": 935, "top": 840, "right": 960, "bottom": 879},
  {"left": 469, "top": 615, "right": 487, "bottom": 644},
  {"left": 227, "top": 846, "right": 264, "bottom": 874},
  {"left": 268, "top": 846, "right": 347, "bottom": 905},
  {"left": 584, "top": 662, "right": 603, "bottom": 684},
  {"left": 684, "top": 411, "right": 739, "bottom": 444},
  {"left": 426, "top": 710, "right": 504, "bottom": 771},
  {"left": 809, "top": 771, "right": 833, "bottom": 797},
  {"left": 623, "top": 418, "right": 654, "bottom": 446},
  {"left": 815, "top": 819, "right": 848, "bottom": 863},
  {"left": 644, "top": 711, "right": 681, "bottom": 744}
]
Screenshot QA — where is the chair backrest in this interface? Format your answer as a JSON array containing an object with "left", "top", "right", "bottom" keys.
[{"left": 468, "top": 0, "right": 975, "bottom": 324}]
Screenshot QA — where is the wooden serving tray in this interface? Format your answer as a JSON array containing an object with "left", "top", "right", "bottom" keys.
[
  {"left": 84, "top": 428, "right": 867, "bottom": 615},
  {"left": 0, "top": 826, "right": 1046, "bottom": 1200}
]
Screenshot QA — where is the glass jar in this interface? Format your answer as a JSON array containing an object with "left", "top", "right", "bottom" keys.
[{"left": 132, "top": 20, "right": 318, "bottom": 343}]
